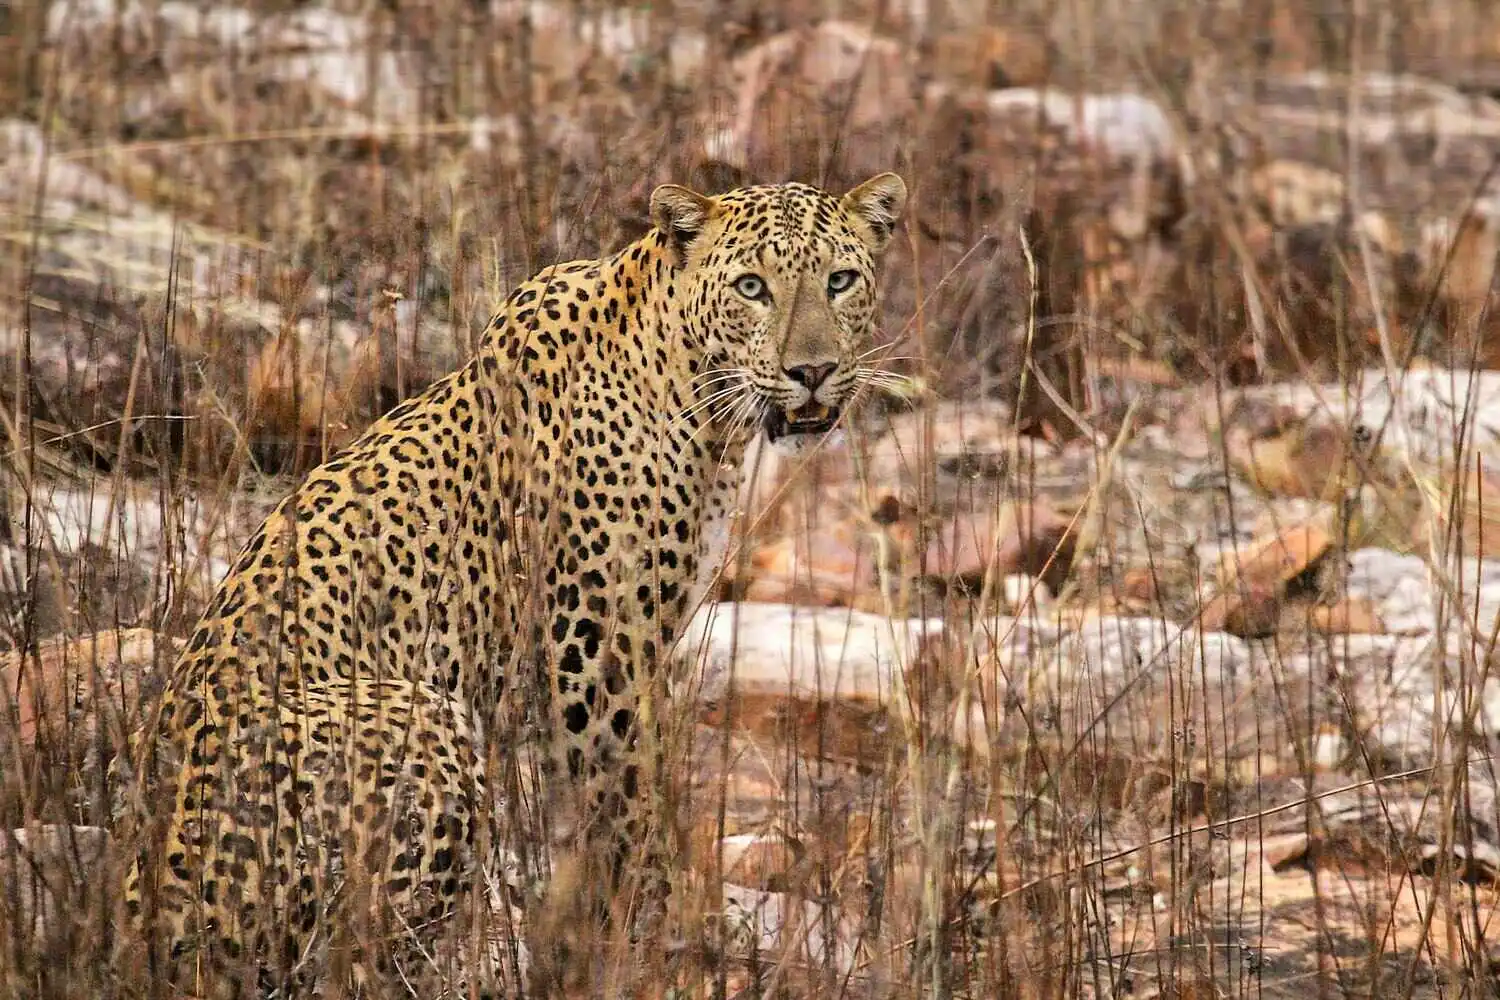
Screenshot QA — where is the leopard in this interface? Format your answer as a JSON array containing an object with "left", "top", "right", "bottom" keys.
[{"left": 116, "top": 171, "right": 908, "bottom": 998}]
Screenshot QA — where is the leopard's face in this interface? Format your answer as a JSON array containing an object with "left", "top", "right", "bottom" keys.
[{"left": 651, "top": 173, "right": 908, "bottom": 451}]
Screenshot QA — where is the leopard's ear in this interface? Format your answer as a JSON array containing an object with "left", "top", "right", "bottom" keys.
[
  {"left": 841, "top": 172, "right": 908, "bottom": 254},
  {"left": 650, "top": 184, "right": 716, "bottom": 265}
]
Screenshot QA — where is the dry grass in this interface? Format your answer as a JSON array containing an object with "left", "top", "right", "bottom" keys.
[{"left": 5, "top": 0, "right": 1500, "bottom": 997}]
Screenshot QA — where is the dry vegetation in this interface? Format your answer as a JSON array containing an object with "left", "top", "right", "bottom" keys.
[{"left": 7, "top": 0, "right": 1500, "bottom": 996}]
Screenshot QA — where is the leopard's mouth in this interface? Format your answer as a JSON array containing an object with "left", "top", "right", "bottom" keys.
[{"left": 763, "top": 401, "right": 840, "bottom": 442}]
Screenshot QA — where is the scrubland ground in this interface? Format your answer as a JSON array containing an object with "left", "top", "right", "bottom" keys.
[{"left": 8, "top": 0, "right": 1500, "bottom": 996}]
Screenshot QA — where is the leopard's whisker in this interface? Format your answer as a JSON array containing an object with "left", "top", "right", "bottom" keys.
[
  {"left": 857, "top": 341, "right": 910, "bottom": 361},
  {"left": 690, "top": 370, "right": 751, "bottom": 390},
  {"left": 672, "top": 384, "right": 751, "bottom": 429},
  {"left": 859, "top": 378, "right": 912, "bottom": 394},
  {"left": 691, "top": 367, "right": 751, "bottom": 387},
  {"left": 693, "top": 362, "right": 749, "bottom": 377},
  {"left": 704, "top": 395, "right": 759, "bottom": 495},
  {"left": 707, "top": 392, "right": 760, "bottom": 449},
  {"left": 686, "top": 390, "right": 743, "bottom": 445},
  {"left": 731, "top": 397, "right": 765, "bottom": 449},
  {"left": 848, "top": 376, "right": 911, "bottom": 414},
  {"left": 855, "top": 366, "right": 914, "bottom": 383},
  {"left": 683, "top": 383, "right": 747, "bottom": 412},
  {"left": 853, "top": 369, "right": 921, "bottom": 406},
  {"left": 706, "top": 389, "right": 754, "bottom": 428},
  {"left": 856, "top": 371, "right": 915, "bottom": 391},
  {"left": 690, "top": 379, "right": 749, "bottom": 401},
  {"left": 676, "top": 371, "right": 754, "bottom": 426},
  {"left": 721, "top": 392, "right": 759, "bottom": 436}
]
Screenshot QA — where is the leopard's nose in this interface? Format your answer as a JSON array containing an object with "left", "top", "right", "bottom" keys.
[{"left": 784, "top": 363, "right": 837, "bottom": 392}]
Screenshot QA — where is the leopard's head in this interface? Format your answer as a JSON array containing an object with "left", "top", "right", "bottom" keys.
[{"left": 651, "top": 172, "right": 908, "bottom": 451}]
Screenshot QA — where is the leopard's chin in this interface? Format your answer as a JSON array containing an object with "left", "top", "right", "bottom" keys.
[{"left": 762, "top": 402, "right": 840, "bottom": 443}]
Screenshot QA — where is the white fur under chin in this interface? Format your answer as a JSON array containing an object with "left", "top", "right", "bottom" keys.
[{"left": 766, "top": 427, "right": 847, "bottom": 456}]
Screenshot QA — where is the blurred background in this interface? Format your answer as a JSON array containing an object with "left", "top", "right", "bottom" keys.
[{"left": 6, "top": 0, "right": 1500, "bottom": 483}]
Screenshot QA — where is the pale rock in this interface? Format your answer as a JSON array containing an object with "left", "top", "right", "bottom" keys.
[
  {"left": 676, "top": 602, "right": 942, "bottom": 708},
  {"left": 1065, "top": 615, "right": 1252, "bottom": 686},
  {"left": 720, "top": 882, "right": 860, "bottom": 975},
  {"left": 969, "top": 613, "right": 1069, "bottom": 675},
  {"left": 703, "top": 21, "right": 917, "bottom": 176},
  {"left": 983, "top": 89, "right": 1177, "bottom": 165},
  {"left": 46, "top": 0, "right": 419, "bottom": 123},
  {"left": 1346, "top": 549, "right": 1434, "bottom": 634},
  {"left": 1312, "top": 630, "right": 1466, "bottom": 770},
  {"left": 1356, "top": 655, "right": 1446, "bottom": 770},
  {"left": 742, "top": 524, "right": 888, "bottom": 608},
  {"left": 21, "top": 482, "right": 264, "bottom": 589},
  {"left": 0, "top": 121, "right": 257, "bottom": 301},
  {"left": 1002, "top": 573, "right": 1048, "bottom": 611},
  {"left": 856, "top": 399, "right": 1023, "bottom": 511},
  {"left": 959, "top": 613, "right": 1259, "bottom": 762},
  {"left": 1308, "top": 727, "right": 1347, "bottom": 770},
  {"left": 0, "top": 115, "right": 458, "bottom": 475},
  {"left": 1346, "top": 546, "right": 1500, "bottom": 646},
  {"left": 497, "top": 0, "right": 707, "bottom": 89},
  {"left": 0, "top": 121, "right": 143, "bottom": 218},
  {"left": 1235, "top": 71, "right": 1500, "bottom": 150},
  {"left": 947, "top": 612, "right": 1068, "bottom": 756},
  {"left": 868, "top": 399, "right": 1018, "bottom": 481},
  {"left": 1232, "top": 368, "right": 1500, "bottom": 468},
  {"left": 1420, "top": 838, "right": 1500, "bottom": 881},
  {"left": 717, "top": 831, "right": 807, "bottom": 892}
]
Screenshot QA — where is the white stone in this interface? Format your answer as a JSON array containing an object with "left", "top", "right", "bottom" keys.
[
  {"left": 1233, "top": 368, "right": 1500, "bottom": 468},
  {"left": 984, "top": 89, "right": 1177, "bottom": 164},
  {"left": 721, "top": 882, "right": 860, "bottom": 975},
  {"left": 1065, "top": 615, "right": 1252, "bottom": 686},
  {"left": 46, "top": 0, "right": 419, "bottom": 123},
  {"left": 675, "top": 602, "right": 942, "bottom": 707},
  {"left": 1346, "top": 547, "right": 1500, "bottom": 647}
]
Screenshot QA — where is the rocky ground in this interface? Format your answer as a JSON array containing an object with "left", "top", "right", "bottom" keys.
[{"left": 8, "top": 0, "right": 1500, "bottom": 997}]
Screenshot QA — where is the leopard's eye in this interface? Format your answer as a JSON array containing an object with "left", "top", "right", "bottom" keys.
[
  {"left": 733, "top": 274, "right": 769, "bottom": 301},
  {"left": 827, "top": 269, "right": 859, "bottom": 296}
]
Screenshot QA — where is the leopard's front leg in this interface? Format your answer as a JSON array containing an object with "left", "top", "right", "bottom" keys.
[{"left": 523, "top": 559, "right": 696, "bottom": 995}]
